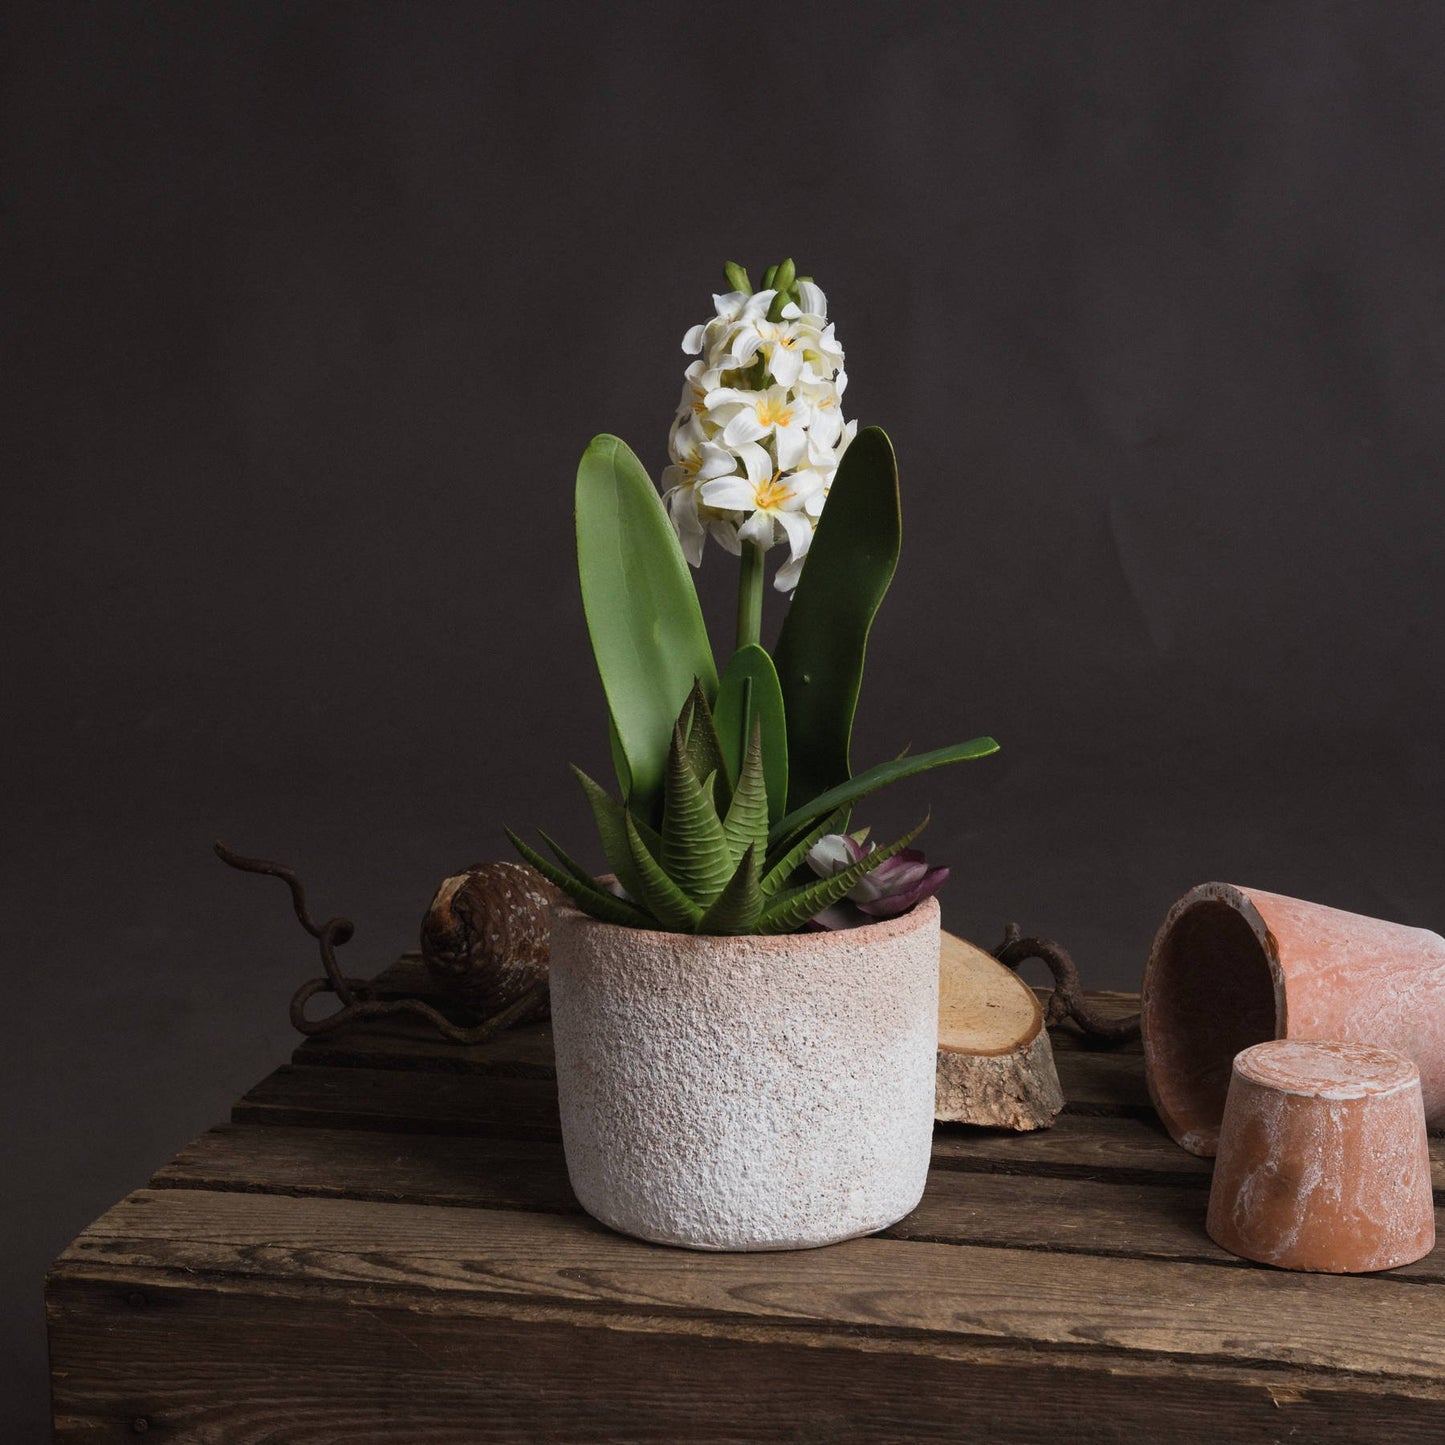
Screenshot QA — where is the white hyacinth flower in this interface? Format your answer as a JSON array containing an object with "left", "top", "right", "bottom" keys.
[
  {"left": 699, "top": 441, "right": 823, "bottom": 560},
  {"left": 665, "top": 267, "right": 853, "bottom": 593}
]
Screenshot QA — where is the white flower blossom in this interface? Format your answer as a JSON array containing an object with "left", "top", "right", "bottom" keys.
[{"left": 664, "top": 271, "right": 853, "bottom": 592}]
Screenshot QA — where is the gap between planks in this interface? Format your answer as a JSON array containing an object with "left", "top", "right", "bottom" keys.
[
  {"left": 149, "top": 1122, "right": 1445, "bottom": 1285},
  {"left": 53, "top": 1187, "right": 1445, "bottom": 1384},
  {"left": 231, "top": 1061, "right": 1445, "bottom": 1199}
]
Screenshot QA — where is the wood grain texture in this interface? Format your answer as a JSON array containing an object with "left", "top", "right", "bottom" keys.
[
  {"left": 241, "top": 1052, "right": 1149, "bottom": 1139},
  {"left": 151, "top": 1123, "right": 1445, "bottom": 1282},
  {"left": 56, "top": 1188, "right": 1445, "bottom": 1381},
  {"left": 50, "top": 985, "right": 1445, "bottom": 1441},
  {"left": 50, "top": 1273, "right": 1445, "bottom": 1444}
]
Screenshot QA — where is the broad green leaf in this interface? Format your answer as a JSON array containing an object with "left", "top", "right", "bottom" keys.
[
  {"left": 722, "top": 718, "right": 769, "bottom": 867},
  {"left": 697, "top": 845, "right": 763, "bottom": 935},
  {"left": 757, "top": 817, "right": 928, "bottom": 934},
  {"left": 570, "top": 766, "right": 649, "bottom": 902},
  {"left": 681, "top": 680, "right": 731, "bottom": 812},
  {"left": 714, "top": 644, "right": 787, "bottom": 823},
  {"left": 625, "top": 814, "right": 703, "bottom": 932},
  {"left": 760, "top": 805, "right": 849, "bottom": 896},
  {"left": 607, "top": 711, "right": 632, "bottom": 803},
  {"left": 772, "top": 426, "right": 901, "bottom": 812},
  {"left": 504, "top": 830, "right": 651, "bottom": 928},
  {"left": 577, "top": 435, "right": 717, "bottom": 824},
  {"left": 661, "top": 725, "right": 734, "bottom": 907},
  {"left": 768, "top": 736, "right": 999, "bottom": 845}
]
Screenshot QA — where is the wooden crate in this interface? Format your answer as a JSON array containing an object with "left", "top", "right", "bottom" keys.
[{"left": 48, "top": 979, "right": 1445, "bottom": 1441}]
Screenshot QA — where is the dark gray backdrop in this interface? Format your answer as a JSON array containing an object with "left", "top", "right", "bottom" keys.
[{"left": 7, "top": 2, "right": 1445, "bottom": 1433}]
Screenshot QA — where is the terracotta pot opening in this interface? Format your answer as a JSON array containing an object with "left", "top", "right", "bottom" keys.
[{"left": 1142, "top": 888, "right": 1280, "bottom": 1157}]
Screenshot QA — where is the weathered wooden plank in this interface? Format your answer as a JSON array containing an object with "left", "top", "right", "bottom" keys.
[
  {"left": 150, "top": 1123, "right": 1445, "bottom": 1283},
  {"left": 293, "top": 996, "right": 1144, "bottom": 1074},
  {"left": 296, "top": 1016, "right": 559, "bottom": 1077},
  {"left": 156, "top": 1124, "right": 578, "bottom": 1212},
  {"left": 234, "top": 1065, "right": 563, "bottom": 1138},
  {"left": 48, "top": 1271, "right": 1445, "bottom": 1444},
  {"left": 248, "top": 1051, "right": 1148, "bottom": 1140},
  {"left": 933, "top": 1112, "right": 1213, "bottom": 1184},
  {"left": 232, "top": 1066, "right": 1445, "bottom": 1196},
  {"left": 55, "top": 1189, "right": 1445, "bottom": 1381}
]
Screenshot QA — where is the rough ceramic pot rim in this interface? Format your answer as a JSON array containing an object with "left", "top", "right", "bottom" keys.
[
  {"left": 1233, "top": 1037, "right": 1421, "bottom": 1102},
  {"left": 1141, "top": 881, "right": 1288, "bottom": 1148},
  {"left": 549, "top": 893, "right": 940, "bottom": 954}
]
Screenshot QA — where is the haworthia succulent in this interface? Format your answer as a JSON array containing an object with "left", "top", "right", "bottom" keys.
[
  {"left": 570, "top": 765, "right": 649, "bottom": 902},
  {"left": 680, "top": 679, "right": 732, "bottom": 810},
  {"left": 722, "top": 719, "right": 770, "bottom": 867},
  {"left": 713, "top": 644, "right": 787, "bottom": 823},
  {"left": 697, "top": 845, "right": 763, "bottom": 935},
  {"left": 756, "top": 816, "right": 928, "bottom": 934},
  {"left": 624, "top": 814, "right": 704, "bottom": 932},
  {"left": 577, "top": 435, "right": 717, "bottom": 825},
  {"left": 503, "top": 829, "right": 650, "bottom": 928},
  {"left": 660, "top": 725, "right": 735, "bottom": 907},
  {"left": 760, "top": 805, "right": 850, "bottom": 896}
]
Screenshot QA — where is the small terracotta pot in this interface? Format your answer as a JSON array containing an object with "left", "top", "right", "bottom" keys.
[
  {"left": 547, "top": 897, "right": 940, "bottom": 1251},
  {"left": 1142, "top": 883, "right": 1445, "bottom": 1156},
  {"left": 1206, "top": 1039, "right": 1435, "bottom": 1273}
]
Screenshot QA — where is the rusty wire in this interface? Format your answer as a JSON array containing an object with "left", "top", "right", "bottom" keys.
[
  {"left": 993, "top": 922, "right": 1142, "bottom": 1045},
  {"left": 214, "top": 842, "right": 546, "bottom": 1044}
]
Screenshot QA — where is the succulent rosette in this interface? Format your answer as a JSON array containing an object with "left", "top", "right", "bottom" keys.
[{"left": 804, "top": 832, "right": 950, "bottom": 931}]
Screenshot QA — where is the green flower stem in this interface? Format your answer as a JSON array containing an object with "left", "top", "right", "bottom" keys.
[{"left": 736, "top": 541, "right": 765, "bottom": 652}]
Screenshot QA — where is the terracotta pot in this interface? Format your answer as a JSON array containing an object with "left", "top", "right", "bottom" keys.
[
  {"left": 1142, "top": 883, "right": 1445, "bottom": 1156},
  {"left": 547, "top": 897, "right": 940, "bottom": 1251},
  {"left": 1206, "top": 1039, "right": 1434, "bottom": 1273}
]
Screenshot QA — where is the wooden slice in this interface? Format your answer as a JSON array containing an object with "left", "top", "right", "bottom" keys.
[{"left": 936, "top": 931, "right": 1064, "bottom": 1131}]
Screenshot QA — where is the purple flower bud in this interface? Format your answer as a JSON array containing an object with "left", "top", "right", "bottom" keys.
[{"left": 804, "top": 834, "right": 949, "bottom": 929}]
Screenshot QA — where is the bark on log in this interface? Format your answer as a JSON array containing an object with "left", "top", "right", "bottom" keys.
[{"left": 936, "top": 931, "right": 1064, "bottom": 1131}]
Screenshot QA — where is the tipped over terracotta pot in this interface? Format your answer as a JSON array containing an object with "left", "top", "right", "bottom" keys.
[{"left": 1142, "top": 883, "right": 1445, "bottom": 1157}]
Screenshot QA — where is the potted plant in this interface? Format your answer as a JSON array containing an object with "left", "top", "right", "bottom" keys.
[{"left": 509, "top": 261, "right": 997, "bottom": 1250}]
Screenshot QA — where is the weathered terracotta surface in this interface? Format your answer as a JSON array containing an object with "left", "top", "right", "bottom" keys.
[
  {"left": 548, "top": 898, "right": 940, "bottom": 1252},
  {"left": 1142, "top": 883, "right": 1445, "bottom": 1156},
  {"left": 1207, "top": 1039, "right": 1435, "bottom": 1273}
]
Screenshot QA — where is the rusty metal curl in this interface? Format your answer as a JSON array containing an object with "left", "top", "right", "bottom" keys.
[
  {"left": 993, "top": 923, "right": 1142, "bottom": 1045},
  {"left": 214, "top": 842, "right": 545, "bottom": 1045}
]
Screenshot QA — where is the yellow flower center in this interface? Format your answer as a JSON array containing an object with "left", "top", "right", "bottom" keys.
[
  {"left": 755, "top": 395, "right": 794, "bottom": 429},
  {"left": 689, "top": 387, "right": 707, "bottom": 413},
  {"left": 754, "top": 473, "right": 793, "bottom": 511}
]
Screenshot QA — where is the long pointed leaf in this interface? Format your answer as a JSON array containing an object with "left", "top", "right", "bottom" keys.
[
  {"left": 697, "top": 845, "right": 763, "bottom": 935},
  {"left": 757, "top": 817, "right": 929, "bottom": 934},
  {"left": 761, "top": 805, "right": 849, "bottom": 896},
  {"left": 504, "top": 829, "right": 651, "bottom": 928},
  {"left": 768, "top": 736, "right": 998, "bottom": 845},
  {"left": 577, "top": 435, "right": 718, "bottom": 824},
  {"left": 722, "top": 718, "right": 769, "bottom": 867},
  {"left": 714, "top": 643, "right": 787, "bottom": 823},
  {"left": 661, "top": 724, "right": 734, "bottom": 906},
  {"left": 625, "top": 814, "right": 703, "bottom": 932},
  {"left": 772, "top": 427, "right": 900, "bottom": 811},
  {"left": 537, "top": 829, "right": 599, "bottom": 887},
  {"left": 682, "top": 679, "right": 731, "bottom": 812},
  {"left": 571, "top": 766, "right": 651, "bottom": 901}
]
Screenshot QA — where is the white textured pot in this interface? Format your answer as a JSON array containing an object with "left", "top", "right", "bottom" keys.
[{"left": 548, "top": 896, "right": 940, "bottom": 1252}]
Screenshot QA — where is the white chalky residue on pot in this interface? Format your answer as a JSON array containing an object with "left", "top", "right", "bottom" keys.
[
  {"left": 547, "top": 897, "right": 941, "bottom": 1251},
  {"left": 1207, "top": 1038, "right": 1435, "bottom": 1273}
]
